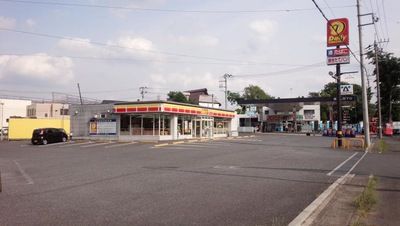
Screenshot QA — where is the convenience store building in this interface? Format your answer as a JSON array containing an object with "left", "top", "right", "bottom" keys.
[{"left": 70, "top": 101, "right": 237, "bottom": 141}]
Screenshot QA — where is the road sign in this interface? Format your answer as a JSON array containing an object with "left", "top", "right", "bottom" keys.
[
  {"left": 334, "top": 95, "right": 356, "bottom": 102},
  {"left": 342, "top": 109, "right": 351, "bottom": 124},
  {"left": 340, "top": 85, "right": 354, "bottom": 95},
  {"left": 327, "top": 18, "right": 349, "bottom": 47},
  {"left": 327, "top": 56, "right": 350, "bottom": 65},
  {"left": 327, "top": 48, "right": 349, "bottom": 57}
]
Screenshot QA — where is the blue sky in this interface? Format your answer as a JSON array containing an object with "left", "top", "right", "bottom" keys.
[{"left": 0, "top": 0, "right": 398, "bottom": 107}]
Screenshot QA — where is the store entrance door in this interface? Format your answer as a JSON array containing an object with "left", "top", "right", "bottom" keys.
[{"left": 192, "top": 117, "right": 214, "bottom": 138}]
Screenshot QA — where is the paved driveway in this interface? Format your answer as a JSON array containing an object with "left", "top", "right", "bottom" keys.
[{"left": 0, "top": 134, "right": 361, "bottom": 225}]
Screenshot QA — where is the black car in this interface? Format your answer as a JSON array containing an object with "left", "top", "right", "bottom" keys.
[{"left": 31, "top": 128, "right": 68, "bottom": 145}]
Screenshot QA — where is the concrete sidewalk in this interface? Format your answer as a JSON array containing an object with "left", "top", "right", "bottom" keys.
[{"left": 310, "top": 137, "right": 400, "bottom": 226}]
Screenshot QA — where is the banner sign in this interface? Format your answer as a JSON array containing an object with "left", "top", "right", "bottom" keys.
[
  {"left": 340, "top": 85, "right": 354, "bottom": 95},
  {"left": 327, "top": 48, "right": 349, "bottom": 57},
  {"left": 89, "top": 119, "right": 117, "bottom": 135},
  {"left": 327, "top": 56, "right": 350, "bottom": 65},
  {"left": 327, "top": 18, "right": 349, "bottom": 47}
]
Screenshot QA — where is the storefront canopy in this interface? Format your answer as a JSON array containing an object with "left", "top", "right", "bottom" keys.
[
  {"left": 113, "top": 101, "right": 235, "bottom": 118},
  {"left": 237, "top": 96, "right": 356, "bottom": 112}
]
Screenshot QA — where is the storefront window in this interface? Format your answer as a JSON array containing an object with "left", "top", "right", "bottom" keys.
[
  {"left": 161, "top": 115, "right": 171, "bottom": 135},
  {"left": 154, "top": 114, "right": 160, "bottom": 135},
  {"left": 214, "top": 118, "right": 228, "bottom": 134},
  {"left": 142, "top": 115, "right": 154, "bottom": 135},
  {"left": 131, "top": 115, "right": 141, "bottom": 135},
  {"left": 178, "top": 116, "right": 192, "bottom": 135},
  {"left": 120, "top": 114, "right": 130, "bottom": 135}
]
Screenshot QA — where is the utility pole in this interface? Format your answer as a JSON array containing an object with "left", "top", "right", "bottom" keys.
[
  {"left": 357, "top": 0, "right": 371, "bottom": 147},
  {"left": 220, "top": 74, "right": 232, "bottom": 110},
  {"left": 0, "top": 102, "right": 4, "bottom": 141},
  {"left": 77, "top": 83, "right": 83, "bottom": 105},
  {"left": 374, "top": 41, "right": 383, "bottom": 139},
  {"left": 139, "top": 87, "right": 148, "bottom": 100}
]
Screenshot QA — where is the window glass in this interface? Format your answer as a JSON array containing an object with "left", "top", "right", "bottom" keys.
[
  {"left": 161, "top": 115, "right": 171, "bottom": 135},
  {"left": 154, "top": 114, "right": 160, "bottom": 135},
  {"left": 131, "top": 115, "right": 142, "bottom": 135},
  {"left": 120, "top": 115, "right": 130, "bottom": 135},
  {"left": 142, "top": 115, "right": 154, "bottom": 135},
  {"left": 214, "top": 118, "right": 229, "bottom": 134},
  {"left": 178, "top": 116, "right": 192, "bottom": 135}
]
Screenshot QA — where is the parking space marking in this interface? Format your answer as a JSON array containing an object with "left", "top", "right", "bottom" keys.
[
  {"left": 81, "top": 142, "right": 114, "bottom": 148},
  {"left": 59, "top": 141, "right": 93, "bottom": 148},
  {"left": 13, "top": 160, "right": 34, "bottom": 185},
  {"left": 104, "top": 142, "right": 137, "bottom": 149},
  {"left": 157, "top": 146, "right": 200, "bottom": 150},
  {"left": 327, "top": 152, "right": 358, "bottom": 176},
  {"left": 38, "top": 141, "right": 75, "bottom": 147},
  {"left": 153, "top": 143, "right": 170, "bottom": 148}
]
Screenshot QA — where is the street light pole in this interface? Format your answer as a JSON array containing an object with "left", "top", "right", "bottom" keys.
[{"left": 374, "top": 41, "right": 383, "bottom": 139}]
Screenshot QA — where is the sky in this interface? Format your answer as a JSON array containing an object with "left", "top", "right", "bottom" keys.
[{"left": 0, "top": 0, "right": 398, "bottom": 108}]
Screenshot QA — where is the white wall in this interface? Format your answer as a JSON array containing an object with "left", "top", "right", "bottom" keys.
[
  {"left": 199, "top": 102, "right": 220, "bottom": 108},
  {"left": 0, "top": 99, "right": 32, "bottom": 128}
]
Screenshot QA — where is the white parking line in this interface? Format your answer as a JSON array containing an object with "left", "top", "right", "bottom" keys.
[
  {"left": 327, "top": 152, "right": 358, "bottom": 176},
  {"left": 59, "top": 141, "right": 93, "bottom": 148},
  {"left": 39, "top": 141, "right": 75, "bottom": 147},
  {"left": 81, "top": 142, "right": 113, "bottom": 148},
  {"left": 104, "top": 142, "right": 137, "bottom": 149},
  {"left": 13, "top": 160, "right": 34, "bottom": 185}
]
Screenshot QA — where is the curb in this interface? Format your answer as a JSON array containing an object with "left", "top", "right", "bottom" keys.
[{"left": 289, "top": 174, "right": 355, "bottom": 226}]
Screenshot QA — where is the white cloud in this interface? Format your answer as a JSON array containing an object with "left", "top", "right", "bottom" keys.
[
  {"left": 0, "top": 16, "right": 16, "bottom": 29},
  {"left": 0, "top": 53, "right": 74, "bottom": 83},
  {"left": 25, "top": 18, "right": 36, "bottom": 28},
  {"left": 249, "top": 19, "right": 277, "bottom": 42},
  {"left": 113, "top": 36, "right": 154, "bottom": 52},
  {"left": 58, "top": 38, "right": 97, "bottom": 52}
]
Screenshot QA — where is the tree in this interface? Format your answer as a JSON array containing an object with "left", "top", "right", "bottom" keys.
[
  {"left": 366, "top": 50, "right": 400, "bottom": 122},
  {"left": 242, "top": 85, "right": 273, "bottom": 100},
  {"left": 227, "top": 91, "right": 241, "bottom": 105},
  {"left": 167, "top": 91, "right": 189, "bottom": 103}
]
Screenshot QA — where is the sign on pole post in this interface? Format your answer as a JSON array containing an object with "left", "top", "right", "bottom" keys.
[
  {"left": 327, "top": 48, "right": 350, "bottom": 65},
  {"left": 327, "top": 18, "right": 349, "bottom": 47},
  {"left": 340, "top": 85, "right": 354, "bottom": 95}
]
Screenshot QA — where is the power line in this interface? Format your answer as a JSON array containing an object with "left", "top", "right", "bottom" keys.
[
  {"left": 322, "top": 0, "right": 336, "bottom": 17},
  {"left": 381, "top": 0, "right": 390, "bottom": 41},
  {"left": 0, "top": 0, "right": 356, "bottom": 14},
  {"left": 0, "top": 52, "right": 328, "bottom": 67},
  {"left": 0, "top": 28, "right": 259, "bottom": 64}
]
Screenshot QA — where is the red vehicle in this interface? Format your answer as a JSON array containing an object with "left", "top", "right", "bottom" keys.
[{"left": 383, "top": 123, "right": 393, "bottom": 136}]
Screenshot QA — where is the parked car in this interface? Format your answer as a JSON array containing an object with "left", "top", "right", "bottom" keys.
[
  {"left": 31, "top": 128, "right": 68, "bottom": 145},
  {"left": 0, "top": 127, "right": 8, "bottom": 136}
]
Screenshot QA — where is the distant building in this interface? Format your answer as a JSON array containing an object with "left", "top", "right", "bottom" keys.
[
  {"left": 0, "top": 98, "right": 32, "bottom": 128},
  {"left": 184, "top": 88, "right": 221, "bottom": 108},
  {"left": 27, "top": 103, "right": 69, "bottom": 118}
]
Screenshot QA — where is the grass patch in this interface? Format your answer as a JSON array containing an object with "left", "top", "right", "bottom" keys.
[
  {"left": 354, "top": 176, "right": 378, "bottom": 215},
  {"left": 371, "top": 139, "right": 388, "bottom": 153},
  {"left": 377, "top": 139, "right": 388, "bottom": 153},
  {"left": 270, "top": 216, "right": 285, "bottom": 226},
  {"left": 350, "top": 219, "right": 367, "bottom": 226}
]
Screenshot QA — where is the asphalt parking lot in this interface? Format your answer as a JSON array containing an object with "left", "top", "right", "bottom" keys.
[{"left": 0, "top": 134, "right": 363, "bottom": 225}]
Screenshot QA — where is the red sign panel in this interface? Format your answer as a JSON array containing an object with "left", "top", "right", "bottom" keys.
[{"left": 327, "top": 18, "right": 349, "bottom": 47}]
